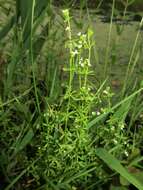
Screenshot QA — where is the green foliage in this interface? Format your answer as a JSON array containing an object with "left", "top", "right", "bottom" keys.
[
  {"left": 95, "top": 148, "right": 143, "bottom": 190},
  {"left": 0, "top": 1, "right": 143, "bottom": 190}
]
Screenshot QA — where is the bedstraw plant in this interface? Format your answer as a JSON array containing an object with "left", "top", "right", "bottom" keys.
[{"left": 1, "top": 1, "right": 143, "bottom": 190}]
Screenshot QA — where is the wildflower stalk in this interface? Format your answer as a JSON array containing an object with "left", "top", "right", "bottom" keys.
[
  {"left": 62, "top": 9, "right": 74, "bottom": 91},
  {"left": 62, "top": 9, "right": 74, "bottom": 127},
  {"left": 78, "top": 52, "right": 82, "bottom": 88},
  {"left": 84, "top": 29, "right": 92, "bottom": 87}
]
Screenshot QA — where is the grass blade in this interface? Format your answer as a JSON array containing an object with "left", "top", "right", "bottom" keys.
[
  {"left": 0, "top": 16, "right": 16, "bottom": 41},
  {"left": 88, "top": 87, "right": 143, "bottom": 128},
  {"left": 95, "top": 148, "right": 143, "bottom": 190},
  {"left": 111, "top": 95, "right": 133, "bottom": 124},
  {"left": 5, "top": 158, "right": 39, "bottom": 190},
  {"left": 14, "top": 129, "right": 34, "bottom": 154}
]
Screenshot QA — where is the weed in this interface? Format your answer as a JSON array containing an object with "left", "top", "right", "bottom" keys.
[{"left": 0, "top": 1, "right": 143, "bottom": 190}]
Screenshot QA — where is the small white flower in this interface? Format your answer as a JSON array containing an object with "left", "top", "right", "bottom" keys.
[
  {"left": 77, "top": 32, "right": 81, "bottom": 36},
  {"left": 88, "top": 87, "right": 91, "bottom": 91},
  {"left": 113, "top": 139, "right": 118, "bottom": 144},
  {"left": 103, "top": 90, "right": 108, "bottom": 95},
  {"left": 120, "top": 124, "right": 124, "bottom": 130},
  {"left": 82, "top": 34, "right": 86, "bottom": 38},
  {"left": 80, "top": 63, "right": 84, "bottom": 67},
  {"left": 71, "top": 49, "right": 78, "bottom": 56},
  {"left": 77, "top": 44, "right": 82, "bottom": 49},
  {"left": 92, "top": 112, "right": 96, "bottom": 116},
  {"left": 88, "top": 62, "right": 91, "bottom": 67},
  {"left": 79, "top": 58, "right": 84, "bottom": 67},
  {"left": 111, "top": 126, "right": 115, "bottom": 131},
  {"left": 62, "top": 9, "right": 69, "bottom": 17},
  {"left": 85, "top": 59, "right": 91, "bottom": 67},
  {"left": 96, "top": 111, "right": 100, "bottom": 116},
  {"left": 124, "top": 150, "right": 129, "bottom": 157},
  {"left": 65, "top": 26, "right": 70, "bottom": 31}
]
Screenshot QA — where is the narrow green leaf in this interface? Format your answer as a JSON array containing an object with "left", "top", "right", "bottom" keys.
[
  {"left": 0, "top": 16, "right": 16, "bottom": 41},
  {"left": 5, "top": 158, "right": 39, "bottom": 190},
  {"left": 120, "top": 176, "right": 130, "bottom": 186},
  {"left": 88, "top": 88, "right": 143, "bottom": 128},
  {"left": 15, "top": 129, "right": 34, "bottom": 153},
  {"left": 110, "top": 184, "right": 128, "bottom": 190},
  {"left": 112, "top": 96, "right": 133, "bottom": 123},
  {"left": 95, "top": 148, "right": 143, "bottom": 190},
  {"left": 0, "top": 0, "right": 49, "bottom": 44}
]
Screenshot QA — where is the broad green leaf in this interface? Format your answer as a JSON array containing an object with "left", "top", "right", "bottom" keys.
[
  {"left": 120, "top": 176, "right": 130, "bottom": 186},
  {"left": 133, "top": 171, "right": 143, "bottom": 184},
  {"left": 120, "top": 168, "right": 143, "bottom": 187},
  {"left": 95, "top": 148, "right": 143, "bottom": 190},
  {"left": 14, "top": 129, "right": 34, "bottom": 154}
]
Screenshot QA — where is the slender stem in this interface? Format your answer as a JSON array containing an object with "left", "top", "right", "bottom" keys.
[
  {"left": 30, "top": 0, "right": 40, "bottom": 113},
  {"left": 63, "top": 10, "right": 73, "bottom": 127},
  {"left": 103, "top": 0, "right": 115, "bottom": 78},
  {"left": 122, "top": 18, "right": 143, "bottom": 97}
]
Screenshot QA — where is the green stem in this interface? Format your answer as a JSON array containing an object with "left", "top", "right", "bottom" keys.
[
  {"left": 103, "top": 0, "right": 115, "bottom": 78},
  {"left": 30, "top": 0, "right": 40, "bottom": 113},
  {"left": 122, "top": 18, "right": 143, "bottom": 97}
]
